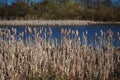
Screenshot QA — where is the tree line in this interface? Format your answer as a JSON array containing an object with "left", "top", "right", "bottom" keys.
[{"left": 0, "top": 0, "right": 120, "bottom": 21}]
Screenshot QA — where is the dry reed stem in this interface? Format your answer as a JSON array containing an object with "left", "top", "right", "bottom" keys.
[{"left": 0, "top": 27, "right": 119, "bottom": 80}]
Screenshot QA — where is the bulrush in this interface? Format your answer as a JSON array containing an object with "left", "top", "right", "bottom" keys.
[
  {"left": 100, "top": 29, "right": 103, "bottom": 37},
  {"left": 10, "top": 35, "right": 15, "bottom": 42},
  {"left": 0, "top": 29, "right": 2, "bottom": 37},
  {"left": 49, "top": 27, "right": 52, "bottom": 35},
  {"left": 0, "top": 27, "right": 119, "bottom": 80},
  {"left": 75, "top": 30, "right": 78, "bottom": 36},
  {"left": 28, "top": 26, "right": 32, "bottom": 33},
  {"left": 118, "top": 32, "right": 119, "bottom": 36}
]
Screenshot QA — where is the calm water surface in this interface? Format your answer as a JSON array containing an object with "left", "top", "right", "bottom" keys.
[{"left": 0, "top": 24, "right": 120, "bottom": 47}]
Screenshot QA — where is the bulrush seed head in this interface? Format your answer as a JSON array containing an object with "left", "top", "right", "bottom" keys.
[
  {"left": 72, "top": 30, "right": 75, "bottom": 35},
  {"left": 66, "top": 30, "right": 70, "bottom": 35},
  {"left": 10, "top": 35, "right": 14, "bottom": 42},
  {"left": 49, "top": 27, "right": 52, "bottom": 35},
  {"left": 61, "top": 28, "right": 64, "bottom": 34},
  {"left": 28, "top": 26, "right": 32, "bottom": 33},
  {"left": 75, "top": 30, "right": 78, "bottom": 36},
  {"left": 100, "top": 30, "right": 103, "bottom": 36},
  {"left": 12, "top": 28, "right": 16, "bottom": 35},
  {"left": 34, "top": 27, "right": 37, "bottom": 33}
]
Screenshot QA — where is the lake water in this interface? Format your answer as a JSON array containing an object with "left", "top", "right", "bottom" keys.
[{"left": 0, "top": 24, "right": 120, "bottom": 47}]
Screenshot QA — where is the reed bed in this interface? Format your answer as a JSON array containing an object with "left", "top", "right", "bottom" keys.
[{"left": 0, "top": 27, "right": 120, "bottom": 80}]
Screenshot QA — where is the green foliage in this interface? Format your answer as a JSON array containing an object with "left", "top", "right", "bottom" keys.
[
  {"left": 84, "top": 8, "right": 96, "bottom": 20},
  {"left": 0, "top": 1, "right": 120, "bottom": 21},
  {"left": 95, "top": 5, "right": 120, "bottom": 21}
]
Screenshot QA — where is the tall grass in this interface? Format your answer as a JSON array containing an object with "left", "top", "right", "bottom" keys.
[{"left": 0, "top": 27, "right": 120, "bottom": 80}]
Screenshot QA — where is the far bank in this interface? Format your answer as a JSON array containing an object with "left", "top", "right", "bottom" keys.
[{"left": 0, "top": 20, "right": 120, "bottom": 26}]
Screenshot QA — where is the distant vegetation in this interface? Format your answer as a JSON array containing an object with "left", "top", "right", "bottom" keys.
[{"left": 0, "top": 0, "right": 120, "bottom": 21}]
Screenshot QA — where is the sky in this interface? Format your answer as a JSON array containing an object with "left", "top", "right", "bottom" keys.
[
  {"left": 7, "top": 0, "right": 41, "bottom": 5},
  {"left": 1, "top": 0, "right": 120, "bottom": 6}
]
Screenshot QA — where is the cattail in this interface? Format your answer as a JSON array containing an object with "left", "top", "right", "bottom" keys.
[
  {"left": 10, "top": 35, "right": 15, "bottom": 42},
  {"left": 25, "top": 28, "right": 27, "bottom": 33},
  {"left": 68, "top": 28, "right": 71, "bottom": 34},
  {"left": 28, "top": 26, "right": 32, "bottom": 33},
  {"left": 65, "top": 28, "right": 67, "bottom": 35},
  {"left": 66, "top": 30, "right": 70, "bottom": 35},
  {"left": 100, "top": 30, "right": 103, "bottom": 36},
  {"left": 36, "top": 32, "right": 39, "bottom": 38},
  {"left": 61, "top": 28, "right": 64, "bottom": 34},
  {"left": 45, "top": 28, "right": 47, "bottom": 33},
  {"left": 6, "top": 33, "right": 9, "bottom": 39},
  {"left": 34, "top": 27, "right": 37, "bottom": 33},
  {"left": 19, "top": 33, "right": 22, "bottom": 36},
  {"left": 40, "top": 28, "right": 42, "bottom": 34},
  {"left": 12, "top": 28, "right": 16, "bottom": 35},
  {"left": 107, "top": 29, "right": 111, "bottom": 34},
  {"left": 75, "top": 30, "right": 78, "bottom": 36},
  {"left": 0, "top": 29, "right": 2, "bottom": 36},
  {"left": 22, "top": 31, "right": 24, "bottom": 36},
  {"left": 49, "top": 27, "right": 52, "bottom": 35},
  {"left": 78, "top": 37, "right": 80, "bottom": 41},
  {"left": 41, "top": 27, "right": 43, "bottom": 33},
  {"left": 8, "top": 29, "right": 10, "bottom": 35},
  {"left": 77, "top": 37, "right": 80, "bottom": 44},
  {"left": 72, "top": 30, "right": 75, "bottom": 35}
]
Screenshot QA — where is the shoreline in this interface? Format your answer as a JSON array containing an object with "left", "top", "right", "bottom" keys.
[{"left": 0, "top": 20, "right": 120, "bottom": 26}]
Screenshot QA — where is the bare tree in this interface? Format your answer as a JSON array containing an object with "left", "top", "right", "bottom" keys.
[{"left": 105, "top": 0, "right": 111, "bottom": 6}]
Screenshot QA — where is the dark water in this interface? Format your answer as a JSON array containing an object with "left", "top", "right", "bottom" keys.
[{"left": 0, "top": 24, "right": 120, "bottom": 47}]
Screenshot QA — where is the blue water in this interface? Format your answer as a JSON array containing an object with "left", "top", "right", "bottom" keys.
[{"left": 0, "top": 24, "right": 120, "bottom": 47}]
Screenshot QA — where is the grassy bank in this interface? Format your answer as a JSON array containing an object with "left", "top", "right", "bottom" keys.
[{"left": 0, "top": 20, "right": 120, "bottom": 26}]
